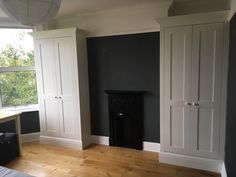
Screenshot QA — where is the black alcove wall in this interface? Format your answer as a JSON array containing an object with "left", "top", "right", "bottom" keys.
[
  {"left": 87, "top": 32, "right": 160, "bottom": 142},
  {"left": 225, "top": 13, "right": 236, "bottom": 177}
]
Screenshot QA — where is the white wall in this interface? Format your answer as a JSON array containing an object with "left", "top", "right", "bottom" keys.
[
  {"left": 230, "top": 0, "right": 236, "bottom": 19},
  {"left": 231, "top": 0, "right": 236, "bottom": 11},
  {"left": 0, "top": 17, "right": 28, "bottom": 28},
  {"left": 169, "top": 0, "right": 230, "bottom": 16},
  {"left": 52, "top": 1, "right": 172, "bottom": 36}
]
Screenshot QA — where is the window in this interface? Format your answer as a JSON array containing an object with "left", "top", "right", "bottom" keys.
[{"left": 0, "top": 28, "right": 38, "bottom": 110}]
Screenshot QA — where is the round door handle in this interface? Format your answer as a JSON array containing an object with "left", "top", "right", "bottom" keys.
[
  {"left": 192, "top": 102, "right": 199, "bottom": 106},
  {"left": 185, "top": 102, "right": 192, "bottom": 106},
  {"left": 59, "top": 97, "right": 62, "bottom": 99},
  {"left": 54, "top": 96, "right": 58, "bottom": 99}
]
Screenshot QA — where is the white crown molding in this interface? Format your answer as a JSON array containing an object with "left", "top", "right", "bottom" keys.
[
  {"left": 56, "top": 1, "right": 173, "bottom": 20},
  {"left": 30, "top": 27, "right": 77, "bottom": 39},
  {"left": 157, "top": 10, "right": 230, "bottom": 27},
  {"left": 53, "top": 1, "right": 171, "bottom": 36},
  {"left": 85, "top": 29, "right": 160, "bottom": 38}
]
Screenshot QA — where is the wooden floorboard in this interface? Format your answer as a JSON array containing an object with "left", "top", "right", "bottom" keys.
[{"left": 6, "top": 141, "right": 220, "bottom": 177}]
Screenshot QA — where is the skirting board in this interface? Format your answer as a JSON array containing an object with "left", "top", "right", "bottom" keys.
[
  {"left": 143, "top": 141, "right": 160, "bottom": 152},
  {"left": 91, "top": 135, "right": 109, "bottom": 145},
  {"left": 91, "top": 135, "right": 160, "bottom": 153},
  {"left": 159, "top": 152, "right": 223, "bottom": 173},
  {"left": 40, "top": 136, "right": 83, "bottom": 150},
  {"left": 221, "top": 162, "right": 228, "bottom": 177},
  {"left": 21, "top": 132, "right": 40, "bottom": 143}
]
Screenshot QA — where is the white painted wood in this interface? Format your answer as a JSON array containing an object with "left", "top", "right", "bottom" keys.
[
  {"left": 219, "top": 23, "right": 229, "bottom": 160},
  {"left": 221, "top": 162, "right": 228, "bottom": 177},
  {"left": 32, "top": 28, "right": 91, "bottom": 150},
  {"left": 0, "top": 66, "right": 35, "bottom": 73},
  {"left": 91, "top": 135, "right": 109, "bottom": 145},
  {"left": 190, "top": 23, "right": 224, "bottom": 159},
  {"left": 21, "top": 132, "right": 40, "bottom": 142},
  {"left": 55, "top": 37, "right": 80, "bottom": 139},
  {"left": 30, "top": 28, "right": 79, "bottom": 39},
  {"left": 159, "top": 152, "right": 223, "bottom": 173},
  {"left": 159, "top": 13, "right": 229, "bottom": 172},
  {"left": 160, "top": 24, "right": 165, "bottom": 153},
  {"left": 76, "top": 33, "right": 92, "bottom": 148},
  {"left": 143, "top": 142, "right": 160, "bottom": 153},
  {"left": 157, "top": 10, "right": 230, "bottom": 27},
  {"left": 40, "top": 136, "right": 82, "bottom": 149},
  {"left": 90, "top": 135, "right": 160, "bottom": 153},
  {"left": 34, "top": 39, "right": 60, "bottom": 137},
  {"left": 53, "top": 2, "right": 172, "bottom": 37},
  {"left": 164, "top": 26, "right": 192, "bottom": 155},
  {"left": 3, "top": 104, "right": 39, "bottom": 113}
]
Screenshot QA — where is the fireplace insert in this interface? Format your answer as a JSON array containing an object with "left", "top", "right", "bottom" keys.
[{"left": 105, "top": 90, "right": 145, "bottom": 150}]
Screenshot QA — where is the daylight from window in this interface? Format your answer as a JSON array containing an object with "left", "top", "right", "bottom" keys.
[{"left": 0, "top": 28, "right": 37, "bottom": 108}]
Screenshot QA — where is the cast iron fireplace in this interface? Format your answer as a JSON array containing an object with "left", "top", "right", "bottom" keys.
[{"left": 105, "top": 90, "right": 145, "bottom": 150}]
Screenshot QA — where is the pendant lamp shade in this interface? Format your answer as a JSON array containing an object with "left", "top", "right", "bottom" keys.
[{"left": 0, "top": 0, "right": 61, "bottom": 26}]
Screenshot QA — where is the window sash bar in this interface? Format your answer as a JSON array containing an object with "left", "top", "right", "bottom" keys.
[{"left": 0, "top": 66, "right": 35, "bottom": 72}]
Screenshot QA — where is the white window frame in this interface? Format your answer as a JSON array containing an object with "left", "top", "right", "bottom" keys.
[{"left": 0, "top": 28, "right": 38, "bottom": 112}]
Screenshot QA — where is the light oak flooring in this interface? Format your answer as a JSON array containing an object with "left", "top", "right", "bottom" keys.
[{"left": 6, "top": 141, "right": 220, "bottom": 177}]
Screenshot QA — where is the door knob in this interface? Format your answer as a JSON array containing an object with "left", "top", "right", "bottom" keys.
[
  {"left": 192, "top": 102, "right": 199, "bottom": 106},
  {"left": 54, "top": 96, "right": 58, "bottom": 99},
  {"left": 185, "top": 102, "right": 192, "bottom": 106}
]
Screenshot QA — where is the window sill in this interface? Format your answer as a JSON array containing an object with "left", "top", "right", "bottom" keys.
[{"left": 2, "top": 104, "right": 39, "bottom": 113}]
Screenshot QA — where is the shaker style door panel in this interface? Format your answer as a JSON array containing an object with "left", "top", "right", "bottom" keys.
[
  {"left": 164, "top": 26, "right": 192, "bottom": 154},
  {"left": 190, "top": 23, "right": 224, "bottom": 158},
  {"left": 32, "top": 28, "right": 91, "bottom": 149},
  {"left": 35, "top": 39, "right": 60, "bottom": 137},
  {"left": 55, "top": 37, "right": 80, "bottom": 139}
]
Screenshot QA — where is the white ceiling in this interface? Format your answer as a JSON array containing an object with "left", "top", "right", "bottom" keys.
[
  {"left": 0, "top": 0, "right": 229, "bottom": 19},
  {"left": 57, "top": 0, "right": 229, "bottom": 17},
  {"left": 0, "top": 0, "right": 168, "bottom": 19},
  {"left": 57, "top": 0, "right": 167, "bottom": 17}
]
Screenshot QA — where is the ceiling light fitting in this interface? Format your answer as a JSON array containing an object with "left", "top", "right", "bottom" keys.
[{"left": 0, "top": 0, "right": 61, "bottom": 26}]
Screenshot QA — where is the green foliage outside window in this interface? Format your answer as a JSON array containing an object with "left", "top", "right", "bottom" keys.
[
  {"left": 0, "top": 44, "right": 38, "bottom": 107},
  {"left": 0, "top": 44, "right": 35, "bottom": 67}
]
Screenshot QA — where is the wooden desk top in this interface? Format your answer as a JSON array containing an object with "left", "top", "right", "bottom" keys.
[{"left": 0, "top": 110, "right": 21, "bottom": 120}]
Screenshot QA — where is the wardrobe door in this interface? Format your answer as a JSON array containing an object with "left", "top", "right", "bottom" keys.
[
  {"left": 164, "top": 26, "right": 192, "bottom": 154},
  {"left": 55, "top": 37, "right": 80, "bottom": 139},
  {"left": 35, "top": 39, "right": 60, "bottom": 137},
  {"left": 190, "top": 23, "right": 224, "bottom": 158}
]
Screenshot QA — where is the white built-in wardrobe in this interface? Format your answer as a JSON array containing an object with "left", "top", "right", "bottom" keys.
[
  {"left": 158, "top": 11, "right": 229, "bottom": 173},
  {"left": 31, "top": 28, "right": 91, "bottom": 149}
]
